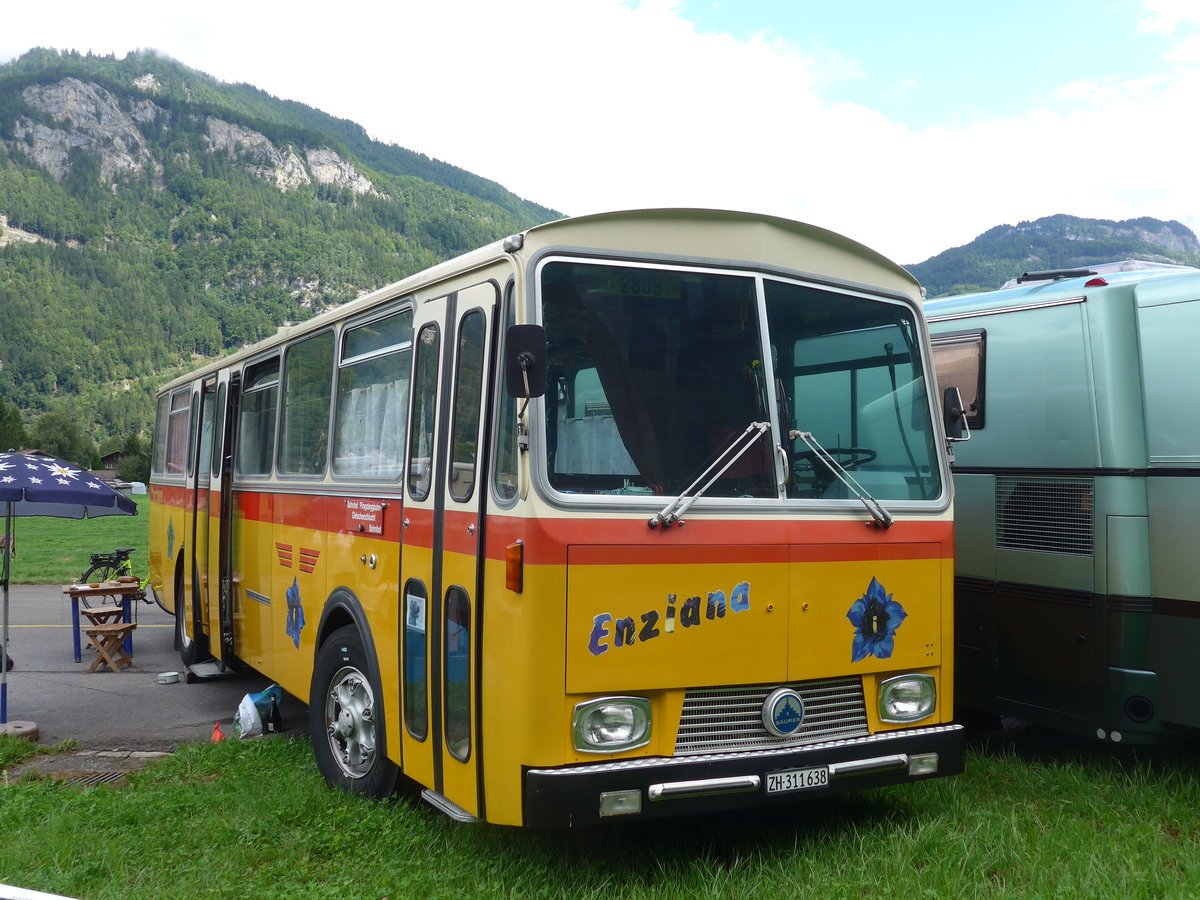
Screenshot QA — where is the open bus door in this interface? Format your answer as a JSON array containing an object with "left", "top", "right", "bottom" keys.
[
  {"left": 181, "top": 372, "right": 240, "bottom": 669},
  {"left": 400, "top": 281, "right": 498, "bottom": 821},
  {"left": 181, "top": 376, "right": 216, "bottom": 663},
  {"left": 213, "top": 372, "right": 239, "bottom": 665}
]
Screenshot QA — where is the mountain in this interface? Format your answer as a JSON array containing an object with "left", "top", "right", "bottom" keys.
[
  {"left": 4, "top": 47, "right": 1199, "bottom": 454},
  {"left": 0, "top": 48, "right": 558, "bottom": 444},
  {"left": 908, "top": 214, "right": 1200, "bottom": 298}
]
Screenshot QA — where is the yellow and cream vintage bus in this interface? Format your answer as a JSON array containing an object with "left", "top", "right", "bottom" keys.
[{"left": 149, "top": 208, "right": 962, "bottom": 826}]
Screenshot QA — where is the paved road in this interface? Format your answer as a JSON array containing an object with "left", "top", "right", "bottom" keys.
[{"left": 1, "top": 584, "right": 305, "bottom": 750}]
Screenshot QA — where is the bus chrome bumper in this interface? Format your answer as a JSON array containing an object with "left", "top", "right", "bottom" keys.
[{"left": 523, "top": 724, "right": 964, "bottom": 827}]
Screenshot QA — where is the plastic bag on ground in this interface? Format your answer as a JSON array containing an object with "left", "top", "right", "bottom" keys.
[{"left": 233, "top": 694, "right": 262, "bottom": 739}]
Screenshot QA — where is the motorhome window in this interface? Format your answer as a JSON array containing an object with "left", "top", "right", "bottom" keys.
[
  {"left": 930, "top": 330, "right": 985, "bottom": 429},
  {"left": 763, "top": 280, "right": 941, "bottom": 501},
  {"left": 334, "top": 310, "right": 413, "bottom": 478},
  {"left": 237, "top": 359, "right": 279, "bottom": 476},
  {"left": 540, "top": 260, "right": 771, "bottom": 497},
  {"left": 279, "top": 333, "right": 335, "bottom": 476},
  {"left": 164, "top": 388, "right": 191, "bottom": 476}
]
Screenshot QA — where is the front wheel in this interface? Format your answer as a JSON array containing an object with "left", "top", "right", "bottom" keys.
[{"left": 309, "top": 626, "right": 398, "bottom": 798}]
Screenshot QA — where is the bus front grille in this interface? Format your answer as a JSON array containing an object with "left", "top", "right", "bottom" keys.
[{"left": 674, "top": 676, "right": 869, "bottom": 756}]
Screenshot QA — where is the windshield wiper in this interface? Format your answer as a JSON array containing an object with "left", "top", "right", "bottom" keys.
[
  {"left": 648, "top": 422, "right": 770, "bottom": 529},
  {"left": 790, "top": 430, "right": 893, "bottom": 529}
]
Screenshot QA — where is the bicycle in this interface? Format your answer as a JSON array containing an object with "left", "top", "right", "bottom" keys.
[{"left": 79, "top": 548, "right": 165, "bottom": 611}]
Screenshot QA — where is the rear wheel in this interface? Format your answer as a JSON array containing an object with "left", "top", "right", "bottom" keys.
[
  {"left": 310, "top": 625, "right": 398, "bottom": 798},
  {"left": 173, "top": 566, "right": 206, "bottom": 666},
  {"left": 79, "top": 563, "right": 121, "bottom": 608}
]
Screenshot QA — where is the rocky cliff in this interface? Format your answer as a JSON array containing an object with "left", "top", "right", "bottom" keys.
[{"left": 8, "top": 76, "right": 379, "bottom": 198}]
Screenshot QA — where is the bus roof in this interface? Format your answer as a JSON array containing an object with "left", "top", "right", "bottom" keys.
[
  {"left": 923, "top": 259, "right": 1200, "bottom": 321},
  {"left": 158, "top": 208, "right": 919, "bottom": 393}
]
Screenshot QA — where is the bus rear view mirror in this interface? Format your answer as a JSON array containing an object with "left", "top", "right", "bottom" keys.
[
  {"left": 506, "top": 324, "right": 547, "bottom": 399},
  {"left": 942, "top": 386, "right": 970, "bottom": 442}
]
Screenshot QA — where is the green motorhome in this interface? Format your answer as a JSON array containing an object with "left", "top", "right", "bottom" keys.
[{"left": 925, "top": 260, "right": 1200, "bottom": 743}]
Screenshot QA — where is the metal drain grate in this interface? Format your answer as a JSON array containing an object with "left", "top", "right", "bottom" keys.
[{"left": 61, "top": 771, "right": 126, "bottom": 787}]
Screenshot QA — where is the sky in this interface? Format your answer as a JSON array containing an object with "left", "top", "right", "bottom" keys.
[{"left": 3, "top": 0, "right": 1199, "bottom": 264}]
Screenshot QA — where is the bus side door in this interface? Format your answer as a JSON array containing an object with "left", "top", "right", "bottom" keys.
[
  {"left": 183, "top": 376, "right": 217, "bottom": 660},
  {"left": 401, "top": 282, "right": 497, "bottom": 819}
]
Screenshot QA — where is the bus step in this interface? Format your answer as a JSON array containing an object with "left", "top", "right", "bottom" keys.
[
  {"left": 421, "top": 789, "right": 479, "bottom": 823},
  {"left": 185, "top": 661, "right": 233, "bottom": 682}
]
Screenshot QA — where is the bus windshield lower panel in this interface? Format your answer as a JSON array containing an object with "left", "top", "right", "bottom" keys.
[{"left": 539, "top": 260, "right": 941, "bottom": 502}]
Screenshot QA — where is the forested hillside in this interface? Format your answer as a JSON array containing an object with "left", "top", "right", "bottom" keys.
[
  {"left": 909, "top": 214, "right": 1200, "bottom": 297},
  {"left": 4, "top": 48, "right": 1198, "bottom": 467},
  {"left": 0, "top": 48, "right": 556, "bottom": 461}
]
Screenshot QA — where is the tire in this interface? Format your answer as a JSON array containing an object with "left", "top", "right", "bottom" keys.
[
  {"left": 174, "top": 566, "right": 205, "bottom": 666},
  {"left": 79, "top": 563, "right": 121, "bottom": 608},
  {"left": 146, "top": 582, "right": 169, "bottom": 614},
  {"left": 309, "top": 625, "right": 398, "bottom": 798}
]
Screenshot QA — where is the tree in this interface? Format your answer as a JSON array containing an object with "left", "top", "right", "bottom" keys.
[
  {"left": 116, "top": 432, "right": 151, "bottom": 484},
  {"left": 0, "top": 397, "right": 27, "bottom": 451},
  {"left": 31, "top": 410, "right": 96, "bottom": 467}
]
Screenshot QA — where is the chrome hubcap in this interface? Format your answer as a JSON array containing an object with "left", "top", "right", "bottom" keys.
[{"left": 324, "top": 666, "right": 376, "bottom": 778}]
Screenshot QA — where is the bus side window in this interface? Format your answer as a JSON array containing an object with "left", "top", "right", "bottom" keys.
[
  {"left": 449, "top": 310, "right": 485, "bottom": 501},
  {"left": 408, "top": 324, "right": 441, "bottom": 501},
  {"left": 444, "top": 586, "right": 471, "bottom": 761},
  {"left": 165, "top": 388, "right": 192, "bottom": 476},
  {"left": 152, "top": 392, "right": 170, "bottom": 475},
  {"left": 334, "top": 308, "right": 413, "bottom": 479},
  {"left": 279, "top": 332, "right": 335, "bottom": 476},
  {"left": 930, "top": 330, "right": 986, "bottom": 429},
  {"left": 237, "top": 359, "right": 280, "bottom": 477},
  {"left": 492, "top": 285, "right": 519, "bottom": 504},
  {"left": 403, "top": 579, "right": 428, "bottom": 740}
]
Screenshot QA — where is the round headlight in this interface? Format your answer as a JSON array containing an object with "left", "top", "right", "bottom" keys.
[
  {"left": 878, "top": 674, "right": 936, "bottom": 723},
  {"left": 573, "top": 697, "right": 651, "bottom": 752}
]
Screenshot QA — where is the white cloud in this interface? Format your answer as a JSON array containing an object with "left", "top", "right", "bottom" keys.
[
  {"left": 1139, "top": 0, "right": 1200, "bottom": 32},
  {"left": 3, "top": 0, "right": 1200, "bottom": 264}
]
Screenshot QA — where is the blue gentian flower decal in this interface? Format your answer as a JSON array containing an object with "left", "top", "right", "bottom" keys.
[
  {"left": 286, "top": 576, "right": 305, "bottom": 649},
  {"left": 847, "top": 577, "right": 907, "bottom": 662}
]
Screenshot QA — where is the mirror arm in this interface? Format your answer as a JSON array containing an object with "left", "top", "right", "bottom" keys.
[{"left": 517, "top": 352, "right": 533, "bottom": 451}]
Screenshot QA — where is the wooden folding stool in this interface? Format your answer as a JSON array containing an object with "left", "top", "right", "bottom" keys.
[{"left": 85, "top": 622, "right": 137, "bottom": 672}]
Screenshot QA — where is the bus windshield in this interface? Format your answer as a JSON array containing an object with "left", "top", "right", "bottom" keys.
[{"left": 540, "top": 259, "right": 941, "bottom": 502}]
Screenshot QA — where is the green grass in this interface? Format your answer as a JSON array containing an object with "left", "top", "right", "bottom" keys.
[
  {"left": 3, "top": 495, "right": 149, "bottom": 584},
  {"left": 3, "top": 728, "right": 1200, "bottom": 898},
  {"left": 0, "top": 735, "right": 76, "bottom": 771}
]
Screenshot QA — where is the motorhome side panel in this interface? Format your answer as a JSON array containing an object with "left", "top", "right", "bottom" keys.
[{"left": 1137, "top": 282, "right": 1200, "bottom": 729}]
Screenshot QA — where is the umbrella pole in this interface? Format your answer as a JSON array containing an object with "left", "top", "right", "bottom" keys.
[{"left": 2, "top": 500, "right": 11, "bottom": 724}]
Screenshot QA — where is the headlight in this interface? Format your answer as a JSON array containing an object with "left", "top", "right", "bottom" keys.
[
  {"left": 878, "top": 674, "right": 936, "bottom": 723},
  {"left": 572, "top": 697, "right": 652, "bottom": 753}
]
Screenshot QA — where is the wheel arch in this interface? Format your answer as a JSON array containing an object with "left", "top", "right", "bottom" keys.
[{"left": 313, "top": 587, "right": 383, "bottom": 707}]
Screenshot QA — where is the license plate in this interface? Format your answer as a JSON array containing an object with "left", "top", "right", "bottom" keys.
[{"left": 766, "top": 766, "right": 829, "bottom": 794}]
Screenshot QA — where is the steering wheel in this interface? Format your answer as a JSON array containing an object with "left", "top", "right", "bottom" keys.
[{"left": 792, "top": 447, "right": 877, "bottom": 476}]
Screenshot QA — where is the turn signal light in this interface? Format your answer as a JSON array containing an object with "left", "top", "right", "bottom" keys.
[{"left": 506, "top": 541, "right": 524, "bottom": 593}]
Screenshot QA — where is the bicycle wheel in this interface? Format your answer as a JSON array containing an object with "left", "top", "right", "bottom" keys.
[
  {"left": 79, "top": 563, "right": 122, "bottom": 608},
  {"left": 143, "top": 579, "right": 169, "bottom": 613}
]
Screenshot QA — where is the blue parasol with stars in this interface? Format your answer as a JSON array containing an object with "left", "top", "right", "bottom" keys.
[{"left": 1, "top": 451, "right": 137, "bottom": 725}]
